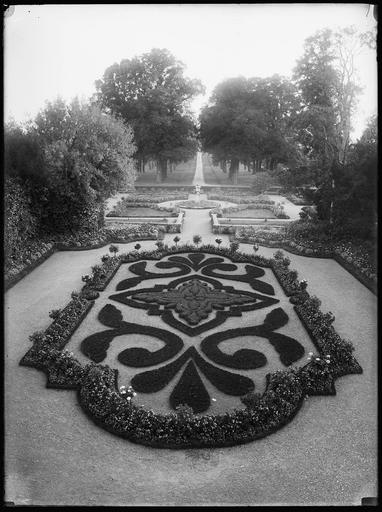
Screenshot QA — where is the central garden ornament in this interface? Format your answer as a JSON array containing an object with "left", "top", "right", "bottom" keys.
[
  {"left": 128, "top": 277, "right": 256, "bottom": 325},
  {"left": 20, "top": 247, "right": 362, "bottom": 448}
]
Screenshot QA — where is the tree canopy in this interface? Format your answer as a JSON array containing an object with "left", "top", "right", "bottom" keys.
[
  {"left": 5, "top": 98, "right": 136, "bottom": 235},
  {"left": 199, "top": 75, "right": 300, "bottom": 183},
  {"left": 95, "top": 48, "right": 204, "bottom": 181},
  {"left": 292, "top": 26, "right": 373, "bottom": 222}
]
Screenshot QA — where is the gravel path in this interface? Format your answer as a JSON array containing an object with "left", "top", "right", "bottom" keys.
[
  {"left": 192, "top": 151, "right": 205, "bottom": 185},
  {"left": 5, "top": 196, "right": 377, "bottom": 505}
]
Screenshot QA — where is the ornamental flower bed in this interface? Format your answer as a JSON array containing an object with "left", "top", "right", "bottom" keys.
[
  {"left": 4, "top": 239, "right": 56, "bottom": 284},
  {"left": 20, "top": 244, "right": 362, "bottom": 448},
  {"left": 106, "top": 199, "right": 179, "bottom": 217},
  {"left": 207, "top": 192, "right": 273, "bottom": 205},
  {"left": 234, "top": 225, "right": 377, "bottom": 293},
  {"left": 4, "top": 224, "right": 158, "bottom": 291},
  {"left": 177, "top": 199, "right": 219, "bottom": 209},
  {"left": 211, "top": 202, "right": 289, "bottom": 220},
  {"left": 113, "top": 192, "right": 188, "bottom": 204}
]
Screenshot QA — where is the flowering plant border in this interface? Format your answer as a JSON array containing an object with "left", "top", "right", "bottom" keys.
[
  {"left": 19, "top": 244, "right": 362, "bottom": 448},
  {"left": 233, "top": 231, "right": 377, "bottom": 295},
  {"left": 4, "top": 226, "right": 158, "bottom": 292}
]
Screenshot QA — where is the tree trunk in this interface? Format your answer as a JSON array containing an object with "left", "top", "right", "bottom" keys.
[
  {"left": 158, "top": 159, "right": 167, "bottom": 182},
  {"left": 220, "top": 160, "right": 227, "bottom": 173},
  {"left": 229, "top": 159, "right": 239, "bottom": 184},
  {"left": 329, "top": 177, "right": 335, "bottom": 225}
]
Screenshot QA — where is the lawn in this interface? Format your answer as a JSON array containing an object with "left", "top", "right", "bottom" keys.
[
  {"left": 202, "top": 153, "right": 256, "bottom": 187},
  {"left": 134, "top": 157, "right": 197, "bottom": 185},
  {"left": 107, "top": 207, "right": 171, "bottom": 218},
  {"left": 222, "top": 209, "right": 276, "bottom": 219}
]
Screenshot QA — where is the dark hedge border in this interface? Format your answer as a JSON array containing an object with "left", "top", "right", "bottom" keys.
[
  {"left": 19, "top": 245, "right": 363, "bottom": 448},
  {"left": 110, "top": 271, "right": 279, "bottom": 337},
  {"left": 80, "top": 304, "right": 183, "bottom": 366},
  {"left": 235, "top": 238, "right": 377, "bottom": 295},
  {"left": 130, "top": 346, "right": 255, "bottom": 407},
  {"left": 170, "top": 360, "right": 211, "bottom": 414},
  {"left": 201, "top": 308, "right": 305, "bottom": 369}
]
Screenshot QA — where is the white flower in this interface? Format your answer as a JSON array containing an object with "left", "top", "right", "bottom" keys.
[
  {"left": 212, "top": 398, "right": 216, "bottom": 402},
  {"left": 308, "top": 352, "right": 313, "bottom": 356},
  {"left": 315, "top": 357, "right": 320, "bottom": 361},
  {"left": 325, "top": 360, "right": 330, "bottom": 364}
]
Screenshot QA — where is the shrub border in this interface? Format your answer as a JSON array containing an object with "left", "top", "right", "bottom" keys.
[{"left": 19, "top": 245, "right": 363, "bottom": 448}]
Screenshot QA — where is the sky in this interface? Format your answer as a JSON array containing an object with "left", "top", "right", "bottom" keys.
[{"left": 4, "top": 4, "right": 377, "bottom": 141}]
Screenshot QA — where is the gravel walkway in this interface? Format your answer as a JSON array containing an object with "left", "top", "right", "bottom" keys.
[
  {"left": 5, "top": 190, "right": 377, "bottom": 505},
  {"left": 192, "top": 151, "right": 205, "bottom": 185}
]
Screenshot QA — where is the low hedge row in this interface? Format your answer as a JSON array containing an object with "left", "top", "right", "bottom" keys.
[{"left": 20, "top": 245, "right": 362, "bottom": 448}]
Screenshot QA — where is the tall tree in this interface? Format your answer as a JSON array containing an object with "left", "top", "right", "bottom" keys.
[
  {"left": 199, "top": 75, "right": 299, "bottom": 183},
  {"left": 292, "top": 26, "right": 373, "bottom": 222},
  {"left": 94, "top": 48, "right": 204, "bottom": 181},
  {"left": 30, "top": 97, "right": 136, "bottom": 232}
]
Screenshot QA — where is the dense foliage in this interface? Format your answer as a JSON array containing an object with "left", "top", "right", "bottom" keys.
[
  {"left": 95, "top": 48, "right": 204, "bottom": 180},
  {"left": 4, "top": 99, "right": 136, "bottom": 262},
  {"left": 199, "top": 75, "right": 300, "bottom": 183}
]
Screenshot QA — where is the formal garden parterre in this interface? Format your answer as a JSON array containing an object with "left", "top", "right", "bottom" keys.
[{"left": 20, "top": 243, "right": 362, "bottom": 448}]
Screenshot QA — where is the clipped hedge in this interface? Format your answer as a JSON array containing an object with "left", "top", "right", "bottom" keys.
[{"left": 20, "top": 245, "right": 362, "bottom": 448}]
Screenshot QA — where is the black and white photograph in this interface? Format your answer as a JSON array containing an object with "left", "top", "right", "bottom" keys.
[{"left": 4, "top": 3, "right": 378, "bottom": 506}]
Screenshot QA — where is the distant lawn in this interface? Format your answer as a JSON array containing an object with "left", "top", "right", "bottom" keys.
[
  {"left": 202, "top": 153, "right": 255, "bottom": 187},
  {"left": 135, "top": 157, "right": 196, "bottom": 185},
  {"left": 223, "top": 209, "right": 276, "bottom": 219},
  {"left": 107, "top": 207, "right": 169, "bottom": 218}
]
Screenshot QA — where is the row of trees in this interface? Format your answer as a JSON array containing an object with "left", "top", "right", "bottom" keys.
[
  {"left": 199, "top": 74, "right": 299, "bottom": 182},
  {"left": 198, "top": 26, "right": 376, "bottom": 230},
  {"left": 5, "top": 30, "right": 376, "bottom": 251},
  {"left": 94, "top": 48, "right": 204, "bottom": 181}
]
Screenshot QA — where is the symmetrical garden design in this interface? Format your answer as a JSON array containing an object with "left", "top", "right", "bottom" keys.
[{"left": 20, "top": 245, "right": 362, "bottom": 448}]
